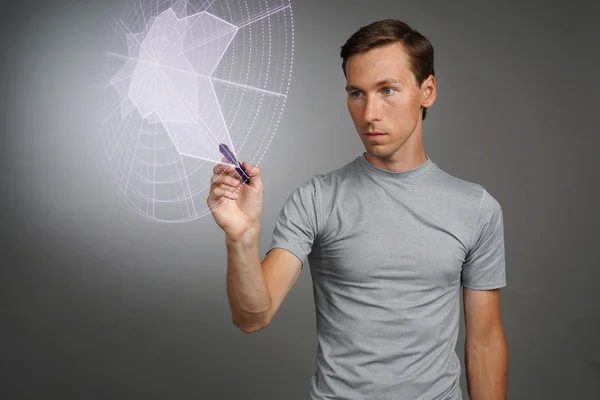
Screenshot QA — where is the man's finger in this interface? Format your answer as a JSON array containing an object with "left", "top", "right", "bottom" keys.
[
  {"left": 211, "top": 174, "right": 242, "bottom": 187},
  {"left": 213, "top": 162, "right": 235, "bottom": 175}
]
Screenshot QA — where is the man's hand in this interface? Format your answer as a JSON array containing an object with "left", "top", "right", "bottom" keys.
[{"left": 207, "top": 158, "right": 263, "bottom": 242}]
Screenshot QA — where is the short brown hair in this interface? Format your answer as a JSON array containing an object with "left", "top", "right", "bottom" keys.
[{"left": 340, "top": 19, "right": 435, "bottom": 120}]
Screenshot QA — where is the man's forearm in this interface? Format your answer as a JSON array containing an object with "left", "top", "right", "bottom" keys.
[
  {"left": 225, "top": 230, "right": 272, "bottom": 332},
  {"left": 465, "top": 329, "right": 508, "bottom": 400}
]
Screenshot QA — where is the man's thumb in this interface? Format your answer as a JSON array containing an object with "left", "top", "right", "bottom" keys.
[{"left": 242, "top": 161, "right": 262, "bottom": 187}]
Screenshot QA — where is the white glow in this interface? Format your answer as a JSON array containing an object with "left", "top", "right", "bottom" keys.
[{"left": 99, "top": 0, "right": 294, "bottom": 222}]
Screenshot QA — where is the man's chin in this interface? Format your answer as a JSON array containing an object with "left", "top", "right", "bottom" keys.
[
  {"left": 364, "top": 140, "right": 390, "bottom": 150},
  {"left": 364, "top": 146, "right": 394, "bottom": 161}
]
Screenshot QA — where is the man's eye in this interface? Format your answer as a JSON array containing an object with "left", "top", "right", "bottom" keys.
[
  {"left": 351, "top": 91, "right": 362, "bottom": 97},
  {"left": 383, "top": 88, "right": 395, "bottom": 95}
]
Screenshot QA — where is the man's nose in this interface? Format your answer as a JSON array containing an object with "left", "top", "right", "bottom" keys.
[{"left": 364, "top": 97, "right": 382, "bottom": 122}]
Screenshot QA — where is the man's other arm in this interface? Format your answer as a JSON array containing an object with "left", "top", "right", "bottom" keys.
[{"left": 463, "top": 287, "right": 508, "bottom": 400}]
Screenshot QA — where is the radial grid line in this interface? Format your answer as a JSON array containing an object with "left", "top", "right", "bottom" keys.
[
  {"left": 102, "top": 51, "right": 286, "bottom": 98},
  {"left": 161, "top": 25, "right": 238, "bottom": 64},
  {"left": 202, "top": 0, "right": 217, "bottom": 12},
  {"left": 210, "top": 75, "right": 284, "bottom": 97},
  {"left": 127, "top": 0, "right": 147, "bottom": 38},
  {"left": 137, "top": 0, "right": 148, "bottom": 26},
  {"left": 178, "top": 150, "right": 231, "bottom": 166},
  {"left": 97, "top": 58, "right": 154, "bottom": 90},
  {"left": 235, "top": 4, "right": 290, "bottom": 29}
]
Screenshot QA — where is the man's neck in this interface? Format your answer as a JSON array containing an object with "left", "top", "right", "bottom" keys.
[{"left": 363, "top": 149, "right": 428, "bottom": 173}]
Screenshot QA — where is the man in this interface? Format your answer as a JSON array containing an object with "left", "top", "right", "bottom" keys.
[{"left": 207, "top": 19, "right": 508, "bottom": 400}]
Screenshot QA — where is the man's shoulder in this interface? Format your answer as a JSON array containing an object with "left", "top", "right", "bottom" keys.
[
  {"left": 431, "top": 163, "right": 481, "bottom": 191},
  {"left": 430, "top": 163, "right": 503, "bottom": 218},
  {"left": 431, "top": 163, "right": 487, "bottom": 197},
  {"left": 295, "top": 157, "right": 359, "bottom": 193}
]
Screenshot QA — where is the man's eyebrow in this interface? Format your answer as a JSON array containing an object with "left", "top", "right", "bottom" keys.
[
  {"left": 375, "top": 78, "right": 403, "bottom": 87},
  {"left": 345, "top": 79, "right": 403, "bottom": 92}
]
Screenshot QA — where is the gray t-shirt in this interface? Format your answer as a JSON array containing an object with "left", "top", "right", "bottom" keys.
[{"left": 267, "top": 154, "right": 506, "bottom": 400}]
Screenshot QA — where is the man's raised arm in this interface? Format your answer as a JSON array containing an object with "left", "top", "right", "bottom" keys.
[{"left": 208, "top": 160, "right": 302, "bottom": 333}]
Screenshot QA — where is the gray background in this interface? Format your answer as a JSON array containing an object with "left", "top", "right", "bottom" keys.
[{"left": 1, "top": 0, "right": 599, "bottom": 399}]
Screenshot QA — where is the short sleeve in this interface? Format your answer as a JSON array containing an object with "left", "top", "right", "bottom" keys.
[
  {"left": 461, "top": 189, "right": 507, "bottom": 290},
  {"left": 266, "top": 177, "right": 321, "bottom": 269}
]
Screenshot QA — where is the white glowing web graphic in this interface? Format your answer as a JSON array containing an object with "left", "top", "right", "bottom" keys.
[{"left": 99, "top": 0, "right": 294, "bottom": 222}]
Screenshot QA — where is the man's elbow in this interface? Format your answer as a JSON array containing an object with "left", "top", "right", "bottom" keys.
[
  {"left": 465, "top": 324, "right": 508, "bottom": 359},
  {"left": 234, "top": 320, "right": 268, "bottom": 333},
  {"left": 233, "top": 313, "right": 271, "bottom": 333}
]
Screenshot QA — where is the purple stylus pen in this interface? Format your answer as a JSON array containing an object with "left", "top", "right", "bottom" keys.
[{"left": 219, "top": 143, "right": 250, "bottom": 184}]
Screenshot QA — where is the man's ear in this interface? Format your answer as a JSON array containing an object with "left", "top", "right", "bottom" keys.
[{"left": 421, "top": 75, "right": 436, "bottom": 108}]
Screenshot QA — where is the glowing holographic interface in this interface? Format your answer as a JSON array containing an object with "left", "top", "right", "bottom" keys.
[{"left": 99, "top": 0, "right": 294, "bottom": 222}]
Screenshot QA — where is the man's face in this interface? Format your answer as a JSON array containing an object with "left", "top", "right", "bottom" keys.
[{"left": 345, "top": 42, "right": 435, "bottom": 162}]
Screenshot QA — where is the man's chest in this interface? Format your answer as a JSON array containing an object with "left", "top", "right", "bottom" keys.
[{"left": 311, "top": 196, "right": 470, "bottom": 289}]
